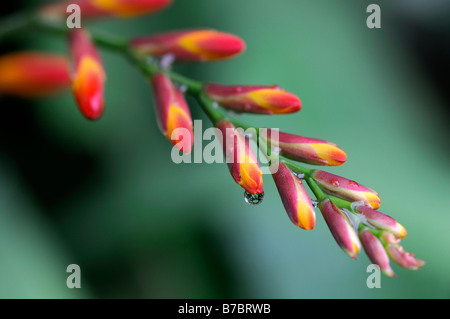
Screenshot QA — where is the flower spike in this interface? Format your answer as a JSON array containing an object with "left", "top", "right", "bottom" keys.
[
  {"left": 0, "top": 52, "right": 71, "bottom": 97},
  {"left": 151, "top": 72, "right": 193, "bottom": 153},
  {"left": 312, "top": 170, "right": 380, "bottom": 209},
  {"left": 216, "top": 120, "right": 263, "bottom": 195},
  {"left": 272, "top": 162, "right": 316, "bottom": 230},
  {"left": 359, "top": 227, "right": 395, "bottom": 277},
  {"left": 204, "top": 84, "right": 301, "bottom": 114},
  {"left": 70, "top": 29, "right": 106, "bottom": 120},
  {"left": 266, "top": 130, "right": 346, "bottom": 166},
  {"left": 41, "top": 0, "right": 172, "bottom": 19},
  {"left": 319, "top": 198, "right": 361, "bottom": 259},
  {"left": 132, "top": 29, "right": 246, "bottom": 62}
]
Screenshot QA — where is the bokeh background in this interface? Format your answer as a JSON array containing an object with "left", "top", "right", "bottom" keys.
[{"left": 0, "top": 0, "right": 449, "bottom": 298}]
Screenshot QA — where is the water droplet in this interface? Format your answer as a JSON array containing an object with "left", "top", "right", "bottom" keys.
[
  {"left": 178, "top": 84, "right": 188, "bottom": 94},
  {"left": 160, "top": 53, "right": 176, "bottom": 69},
  {"left": 244, "top": 103, "right": 252, "bottom": 111},
  {"left": 294, "top": 172, "right": 305, "bottom": 179},
  {"left": 312, "top": 199, "right": 319, "bottom": 208},
  {"left": 331, "top": 178, "right": 340, "bottom": 187},
  {"left": 234, "top": 86, "right": 243, "bottom": 93},
  {"left": 212, "top": 101, "right": 220, "bottom": 109},
  {"left": 350, "top": 201, "right": 365, "bottom": 211},
  {"left": 348, "top": 180, "right": 359, "bottom": 187},
  {"left": 244, "top": 191, "right": 264, "bottom": 205}
]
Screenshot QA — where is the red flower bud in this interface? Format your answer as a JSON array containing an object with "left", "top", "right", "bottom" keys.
[
  {"left": 359, "top": 228, "right": 395, "bottom": 277},
  {"left": 216, "top": 120, "right": 263, "bottom": 194},
  {"left": 355, "top": 204, "right": 407, "bottom": 238},
  {"left": 151, "top": 72, "right": 193, "bottom": 153},
  {"left": 312, "top": 170, "right": 380, "bottom": 209},
  {"left": 132, "top": 29, "right": 246, "bottom": 62},
  {"left": 266, "top": 130, "right": 346, "bottom": 166},
  {"left": 0, "top": 52, "right": 71, "bottom": 97},
  {"left": 204, "top": 84, "right": 301, "bottom": 114},
  {"left": 386, "top": 244, "right": 425, "bottom": 270},
  {"left": 319, "top": 198, "right": 361, "bottom": 259},
  {"left": 41, "top": 0, "right": 172, "bottom": 19},
  {"left": 272, "top": 162, "right": 316, "bottom": 230},
  {"left": 70, "top": 29, "right": 106, "bottom": 120}
]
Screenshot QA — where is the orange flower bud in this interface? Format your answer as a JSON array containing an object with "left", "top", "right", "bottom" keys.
[
  {"left": 204, "top": 84, "right": 301, "bottom": 114},
  {"left": 386, "top": 244, "right": 425, "bottom": 270},
  {"left": 272, "top": 162, "right": 316, "bottom": 230},
  {"left": 0, "top": 52, "right": 71, "bottom": 97},
  {"left": 354, "top": 204, "right": 407, "bottom": 238},
  {"left": 151, "top": 72, "right": 193, "bottom": 153},
  {"left": 216, "top": 120, "right": 263, "bottom": 194},
  {"left": 132, "top": 29, "right": 246, "bottom": 62}
]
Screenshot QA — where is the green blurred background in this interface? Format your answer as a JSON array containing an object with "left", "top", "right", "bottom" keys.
[{"left": 0, "top": 0, "right": 449, "bottom": 298}]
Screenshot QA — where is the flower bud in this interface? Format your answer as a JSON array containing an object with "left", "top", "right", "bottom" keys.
[
  {"left": 41, "top": 0, "right": 172, "bottom": 19},
  {"left": 132, "top": 29, "right": 246, "bottom": 62},
  {"left": 319, "top": 198, "right": 361, "bottom": 259},
  {"left": 151, "top": 72, "right": 193, "bottom": 153},
  {"left": 312, "top": 170, "right": 380, "bottom": 209},
  {"left": 204, "top": 84, "right": 301, "bottom": 114},
  {"left": 0, "top": 52, "right": 71, "bottom": 97},
  {"left": 266, "top": 130, "right": 346, "bottom": 166},
  {"left": 359, "top": 228, "right": 395, "bottom": 277},
  {"left": 272, "top": 162, "right": 316, "bottom": 230},
  {"left": 386, "top": 244, "right": 425, "bottom": 270},
  {"left": 70, "top": 29, "right": 106, "bottom": 120},
  {"left": 355, "top": 204, "right": 407, "bottom": 238},
  {"left": 216, "top": 120, "right": 263, "bottom": 194}
]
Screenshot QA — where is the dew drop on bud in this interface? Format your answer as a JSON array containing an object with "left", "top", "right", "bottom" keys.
[
  {"left": 348, "top": 180, "right": 359, "bottom": 187},
  {"left": 331, "top": 178, "right": 340, "bottom": 187},
  {"left": 312, "top": 199, "right": 319, "bottom": 208},
  {"left": 244, "top": 191, "right": 264, "bottom": 205}
]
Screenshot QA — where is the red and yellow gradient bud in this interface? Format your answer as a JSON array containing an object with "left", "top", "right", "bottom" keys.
[
  {"left": 355, "top": 204, "right": 407, "bottom": 238},
  {"left": 272, "top": 162, "right": 316, "bottom": 230},
  {"left": 132, "top": 29, "right": 246, "bottom": 62},
  {"left": 151, "top": 73, "right": 193, "bottom": 154},
  {"left": 41, "top": 0, "right": 172, "bottom": 19},
  {"left": 359, "top": 228, "right": 395, "bottom": 277},
  {"left": 204, "top": 84, "right": 301, "bottom": 114},
  {"left": 216, "top": 120, "right": 263, "bottom": 194},
  {"left": 265, "top": 130, "right": 346, "bottom": 166},
  {"left": 386, "top": 244, "right": 425, "bottom": 270},
  {"left": 312, "top": 170, "right": 380, "bottom": 209},
  {"left": 70, "top": 29, "right": 106, "bottom": 120},
  {"left": 0, "top": 52, "right": 71, "bottom": 97},
  {"left": 319, "top": 198, "right": 361, "bottom": 259}
]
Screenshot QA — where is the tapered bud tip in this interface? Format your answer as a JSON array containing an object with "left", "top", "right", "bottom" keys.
[
  {"left": 0, "top": 52, "right": 71, "bottom": 97},
  {"left": 397, "top": 223, "right": 407, "bottom": 239},
  {"left": 359, "top": 228, "right": 395, "bottom": 276}
]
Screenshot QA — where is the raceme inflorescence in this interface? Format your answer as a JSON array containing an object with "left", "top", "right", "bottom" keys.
[{"left": 0, "top": 0, "right": 424, "bottom": 277}]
